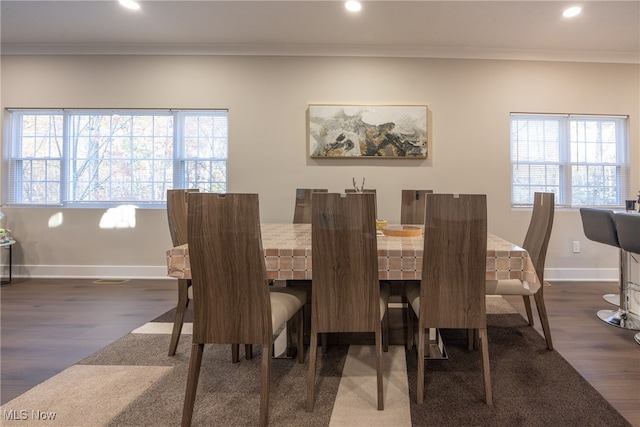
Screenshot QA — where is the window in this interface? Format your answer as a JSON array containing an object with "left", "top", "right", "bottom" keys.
[
  {"left": 5, "top": 109, "right": 228, "bottom": 207},
  {"left": 511, "top": 113, "right": 629, "bottom": 208}
]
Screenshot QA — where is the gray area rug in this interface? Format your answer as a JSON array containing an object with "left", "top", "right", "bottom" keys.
[
  {"left": 2, "top": 310, "right": 631, "bottom": 426},
  {"left": 407, "top": 314, "right": 631, "bottom": 426},
  {"left": 80, "top": 334, "right": 343, "bottom": 427}
]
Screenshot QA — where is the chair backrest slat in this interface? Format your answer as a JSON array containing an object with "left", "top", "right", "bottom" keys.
[
  {"left": 523, "top": 192, "right": 555, "bottom": 284},
  {"left": 344, "top": 189, "right": 377, "bottom": 217},
  {"left": 312, "top": 192, "right": 380, "bottom": 333},
  {"left": 421, "top": 194, "right": 487, "bottom": 329},
  {"left": 167, "top": 189, "right": 199, "bottom": 246},
  {"left": 344, "top": 189, "right": 377, "bottom": 194},
  {"left": 293, "top": 188, "right": 328, "bottom": 224},
  {"left": 188, "top": 193, "right": 272, "bottom": 344},
  {"left": 401, "top": 189, "right": 433, "bottom": 225}
]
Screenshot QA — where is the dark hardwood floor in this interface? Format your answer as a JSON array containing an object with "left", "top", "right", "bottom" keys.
[
  {"left": 0, "top": 278, "right": 177, "bottom": 404},
  {"left": 1, "top": 278, "right": 639, "bottom": 426}
]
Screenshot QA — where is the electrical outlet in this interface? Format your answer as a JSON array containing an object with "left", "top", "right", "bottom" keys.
[{"left": 572, "top": 241, "right": 580, "bottom": 253}]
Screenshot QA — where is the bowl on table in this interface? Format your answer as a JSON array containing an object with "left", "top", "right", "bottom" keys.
[{"left": 381, "top": 225, "right": 422, "bottom": 237}]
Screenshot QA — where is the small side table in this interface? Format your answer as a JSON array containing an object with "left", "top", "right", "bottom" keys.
[{"left": 1, "top": 240, "right": 16, "bottom": 285}]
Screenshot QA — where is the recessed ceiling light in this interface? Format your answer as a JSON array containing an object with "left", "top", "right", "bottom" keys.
[
  {"left": 345, "top": 1, "right": 362, "bottom": 13},
  {"left": 563, "top": 6, "right": 582, "bottom": 18},
  {"left": 119, "top": 0, "right": 141, "bottom": 11}
]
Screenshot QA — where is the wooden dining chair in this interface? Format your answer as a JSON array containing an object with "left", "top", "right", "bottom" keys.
[
  {"left": 307, "top": 192, "right": 390, "bottom": 411},
  {"left": 290, "top": 188, "right": 328, "bottom": 346},
  {"left": 293, "top": 188, "right": 328, "bottom": 224},
  {"left": 345, "top": 188, "right": 377, "bottom": 216},
  {"left": 486, "top": 192, "right": 554, "bottom": 350},
  {"left": 405, "top": 193, "right": 492, "bottom": 405},
  {"left": 400, "top": 189, "right": 433, "bottom": 225},
  {"left": 345, "top": 188, "right": 377, "bottom": 194},
  {"left": 166, "top": 188, "right": 199, "bottom": 356},
  {"left": 167, "top": 189, "right": 252, "bottom": 360},
  {"left": 181, "top": 193, "right": 306, "bottom": 427},
  {"left": 398, "top": 189, "right": 433, "bottom": 342}
]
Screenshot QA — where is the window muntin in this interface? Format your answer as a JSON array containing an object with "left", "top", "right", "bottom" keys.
[
  {"left": 511, "top": 113, "right": 629, "bottom": 208},
  {"left": 5, "top": 109, "right": 228, "bottom": 207}
]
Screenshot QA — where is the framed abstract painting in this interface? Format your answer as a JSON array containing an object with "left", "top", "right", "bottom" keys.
[{"left": 308, "top": 104, "right": 428, "bottom": 159}]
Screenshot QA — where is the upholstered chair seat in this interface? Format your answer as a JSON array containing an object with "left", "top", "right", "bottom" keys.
[
  {"left": 269, "top": 287, "right": 308, "bottom": 331},
  {"left": 485, "top": 279, "right": 542, "bottom": 295}
]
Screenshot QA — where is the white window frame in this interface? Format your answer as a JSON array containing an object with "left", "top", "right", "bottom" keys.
[
  {"left": 511, "top": 113, "right": 629, "bottom": 208},
  {"left": 4, "top": 109, "right": 228, "bottom": 208}
]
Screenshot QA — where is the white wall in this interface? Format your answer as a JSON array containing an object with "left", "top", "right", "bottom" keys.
[{"left": 1, "top": 55, "right": 638, "bottom": 279}]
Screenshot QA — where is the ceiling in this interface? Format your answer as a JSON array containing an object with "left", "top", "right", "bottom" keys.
[{"left": 1, "top": 0, "right": 639, "bottom": 63}]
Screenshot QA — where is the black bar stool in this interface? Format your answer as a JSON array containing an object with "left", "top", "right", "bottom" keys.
[
  {"left": 579, "top": 208, "right": 640, "bottom": 330},
  {"left": 613, "top": 212, "right": 640, "bottom": 343},
  {"left": 579, "top": 208, "right": 620, "bottom": 306}
]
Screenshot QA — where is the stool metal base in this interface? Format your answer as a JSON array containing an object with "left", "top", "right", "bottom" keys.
[
  {"left": 424, "top": 328, "right": 448, "bottom": 360},
  {"left": 635, "top": 333, "right": 640, "bottom": 345},
  {"left": 596, "top": 309, "right": 640, "bottom": 330},
  {"left": 602, "top": 294, "right": 620, "bottom": 306}
]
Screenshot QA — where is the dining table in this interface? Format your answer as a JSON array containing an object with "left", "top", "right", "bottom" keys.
[{"left": 166, "top": 223, "right": 540, "bottom": 290}]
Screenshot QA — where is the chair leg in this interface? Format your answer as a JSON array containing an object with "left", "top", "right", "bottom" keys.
[
  {"left": 375, "top": 327, "right": 384, "bottom": 410},
  {"left": 232, "top": 344, "right": 240, "bottom": 363},
  {"left": 306, "top": 330, "right": 319, "bottom": 412},
  {"left": 416, "top": 324, "right": 425, "bottom": 404},
  {"left": 285, "top": 317, "right": 298, "bottom": 359},
  {"left": 297, "top": 310, "right": 305, "bottom": 364},
  {"left": 533, "top": 291, "right": 554, "bottom": 351},
  {"left": 259, "top": 343, "right": 271, "bottom": 427},
  {"left": 382, "top": 310, "right": 389, "bottom": 353},
  {"left": 169, "top": 279, "right": 190, "bottom": 356},
  {"left": 245, "top": 344, "right": 253, "bottom": 360},
  {"left": 401, "top": 282, "right": 409, "bottom": 342},
  {"left": 467, "top": 329, "right": 475, "bottom": 351},
  {"left": 406, "top": 305, "right": 415, "bottom": 350},
  {"left": 181, "top": 343, "right": 204, "bottom": 427},
  {"left": 467, "top": 329, "right": 481, "bottom": 350},
  {"left": 401, "top": 290, "right": 409, "bottom": 346},
  {"left": 523, "top": 295, "right": 534, "bottom": 325},
  {"left": 478, "top": 328, "right": 493, "bottom": 405}
]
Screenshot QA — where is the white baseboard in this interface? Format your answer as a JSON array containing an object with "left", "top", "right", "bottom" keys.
[
  {"left": 6, "top": 265, "right": 620, "bottom": 282},
  {"left": 8, "top": 264, "right": 173, "bottom": 280},
  {"left": 544, "top": 268, "right": 618, "bottom": 282}
]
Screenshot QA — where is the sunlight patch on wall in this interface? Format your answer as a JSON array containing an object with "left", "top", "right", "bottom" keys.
[
  {"left": 48, "top": 212, "right": 64, "bottom": 228},
  {"left": 99, "top": 205, "right": 137, "bottom": 229}
]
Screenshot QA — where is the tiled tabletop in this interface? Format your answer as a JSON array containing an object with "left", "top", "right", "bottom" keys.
[{"left": 167, "top": 223, "right": 539, "bottom": 287}]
